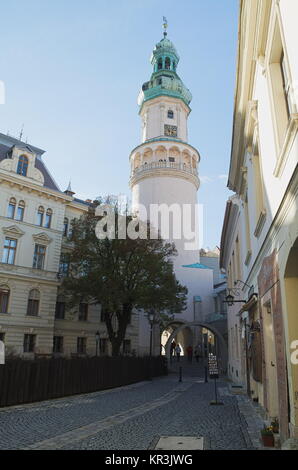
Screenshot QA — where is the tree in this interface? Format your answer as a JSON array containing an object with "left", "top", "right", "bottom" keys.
[{"left": 62, "top": 208, "right": 187, "bottom": 356}]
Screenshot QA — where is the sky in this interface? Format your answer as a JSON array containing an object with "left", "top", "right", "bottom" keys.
[{"left": 0, "top": 0, "right": 238, "bottom": 249}]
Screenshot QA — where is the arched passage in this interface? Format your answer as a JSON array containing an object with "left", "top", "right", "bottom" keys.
[
  {"left": 283, "top": 237, "right": 298, "bottom": 437},
  {"left": 164, "top": 321, "right": 228, "bottom": 371}
]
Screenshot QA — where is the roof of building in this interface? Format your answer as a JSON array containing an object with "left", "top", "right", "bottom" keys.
[
  {"left": 0, "top": 133, "right": 61, "bottom": 192},
  {"left": 138, "top": 35, "right": 192, "bottom": 110},
  {"left": 151, "top": 37, "right": 180, "bottom": 63},
  {"left": 182, "top": 263, "right": 211, "bottom": 270}
]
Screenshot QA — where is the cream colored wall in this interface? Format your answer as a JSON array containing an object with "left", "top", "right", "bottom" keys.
[
  {"left": 140, "top": 96, "right": 189, "bottom": 142},
  {"left": 222, "top": 0, "right": 298, "bottom": 438}
]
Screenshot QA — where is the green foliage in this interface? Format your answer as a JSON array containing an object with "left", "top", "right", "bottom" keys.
[{"left": 62, "top": 208, "right": 187, "bottom": 356}]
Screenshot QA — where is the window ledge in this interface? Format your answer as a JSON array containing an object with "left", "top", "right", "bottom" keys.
[
  {"left": 274, "top": 113, "right": 298, "bottom": 178},
  {"left": 254, "top": 211, "right": 267, "bottom": 238}
]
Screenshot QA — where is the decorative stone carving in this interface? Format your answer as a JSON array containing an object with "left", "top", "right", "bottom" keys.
[
  {"left": 2, "top": 225, "right": 25, "bottom": 239},
  {"left": 32, "top": 232, "right": 52, "bottom": 245},
  {"left": 0, "top": 159, "right": 14, "bottom": 172}
]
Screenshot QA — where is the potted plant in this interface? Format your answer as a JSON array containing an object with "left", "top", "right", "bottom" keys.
[
  {"left": 261, "top": 426, "right": 275, "bottom": 447},
  {"left": 271, "top": 418, "right": 279, "bottom": 434}
]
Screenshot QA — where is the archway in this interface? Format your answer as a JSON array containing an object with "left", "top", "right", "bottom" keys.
[
  {"left": 283, "top": 237, "right": 298, "bottom": 438},
  {"left": 164, "top": 321, "right": 228, "bottom": 371}
]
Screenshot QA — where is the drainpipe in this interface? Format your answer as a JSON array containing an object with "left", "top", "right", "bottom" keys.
[{"left": 244, "top": 318, "right": 251, "bottom": 398}]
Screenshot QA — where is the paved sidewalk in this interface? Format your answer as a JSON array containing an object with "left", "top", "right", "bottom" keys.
[{"left": 0, "top": 360, "right": 265, "bottom": 450}]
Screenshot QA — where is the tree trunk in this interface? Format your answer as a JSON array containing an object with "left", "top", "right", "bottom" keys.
[{"left": 103, "top": 305, "right": 132, "bottom": 357}]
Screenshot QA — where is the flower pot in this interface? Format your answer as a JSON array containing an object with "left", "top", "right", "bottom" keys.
[{"left": 261, "top": 434, "right": 275, "bottom": 447}]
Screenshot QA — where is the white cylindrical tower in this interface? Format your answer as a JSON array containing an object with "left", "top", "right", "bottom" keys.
[{"left": 130, "top": 32, "right": 214, "bottom": 325}]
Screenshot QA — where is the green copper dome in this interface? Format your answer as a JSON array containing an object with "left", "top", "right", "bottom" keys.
[
  {"left": 138, "top": 35, "right": 192, "bottom": 110},
  {"left": 151, "top": 37, "right": 180, "bottom": 65}
]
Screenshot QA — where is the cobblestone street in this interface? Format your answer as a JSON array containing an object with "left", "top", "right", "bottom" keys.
[{"left": 0, "top": 360, "right": 264, "bottom": 450}]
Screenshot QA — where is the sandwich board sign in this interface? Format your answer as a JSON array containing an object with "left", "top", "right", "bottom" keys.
[{"left": 208, "top": 353, "right": 219, "bottom": 379}]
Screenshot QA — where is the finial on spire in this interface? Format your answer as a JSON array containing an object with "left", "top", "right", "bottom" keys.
[
  {"left": 64, "top": 180, "right": 75, "bottom": 197},
  {"left": 163, "top": 16, "right": 168, "bottom": 37},
  {"left": 19, "top": 123, "right": 24, "bottom": 141}
]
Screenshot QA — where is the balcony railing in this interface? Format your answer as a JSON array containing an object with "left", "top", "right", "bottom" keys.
[{"left": 131, "top": 161, "right": 198, "bottom": 178}]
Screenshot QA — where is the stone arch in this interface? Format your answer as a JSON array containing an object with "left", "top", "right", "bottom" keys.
[
  {"left": 282, "top": 236, "right": 298, "bottom": 437},
  {"left": 192, "top": 154, "right": 197, "bottom": 169},
  {"left": 182, "top": 150, "right": 191, "bottom": 167},
  {"left": 156, "top": 146, "right": 167, "bottom": 162},
  {"left": 164, "top": 321, "right": 228, "bottom": 370},
  {"left": 134, "top": 152, "right": 141, "bottom": 170},
  {"left": 143, "top": 147, "right": 153, "bottom": 165},
  {"left": 169, "top": 146, "right": 180, "bottom": 163}
]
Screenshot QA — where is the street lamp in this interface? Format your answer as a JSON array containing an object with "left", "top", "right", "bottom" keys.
[
  {"left": 148, "top": 311, "right": 154, "bottom": 358},
  {"left": 226, "top": 294, "right": 234, "bottom": 307},
  {"left": 95, "top": 330, "right": 100, "bottom": 357}
]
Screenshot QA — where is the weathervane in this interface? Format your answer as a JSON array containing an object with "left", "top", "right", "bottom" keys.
[{"left": 163, "top": 16, "right": 168, "bottom": 37}]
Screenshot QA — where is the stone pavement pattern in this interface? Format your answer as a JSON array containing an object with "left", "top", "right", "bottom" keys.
[{"left": 0, "top": 360, "right": 262, "bottom": 450}]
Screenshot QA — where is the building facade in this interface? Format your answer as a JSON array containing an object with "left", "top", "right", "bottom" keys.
[
  {"left": 220, "top": 0, "right": 298, "bottom": 444},
  {"left": 0, "top": 132, "right": 139, "bottom": 358}
]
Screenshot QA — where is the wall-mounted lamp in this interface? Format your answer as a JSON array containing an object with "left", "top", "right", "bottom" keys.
[{"left": 250, "top": 321, "right": 261, "bottom": 332}]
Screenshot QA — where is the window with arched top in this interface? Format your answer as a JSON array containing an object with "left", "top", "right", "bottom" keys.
[
  {"left": 27, "top": 289, "right": 40, "bottom": 316},
  {"left": 0, "top": 285, "right": 10, "bottom": 314},
  {"left": 63, "top": 217, "right": 69, "bottom": 237},
  {"left": 37, "top": 206, "right": 44, "bottom": 226},
  {"left": 16, "top": 200, "right": 25, "bottom": 221},
  {"left": 45, "top": 208, "right": 52, "bottom": 228},
  {"left": 165, "top": 57, "right": 171, "bottom": 70},
  {"left": 7, "top": 197, "right": 16, "bottom": 219},
  {"left": 17, "top": 155, "right": 28, "bottom": 177},
  {"left": 158, "top": 58, "right": 163, "bottom": 70},
  {"left": 168, "top": 110, "right": 174, "bottom": 119}
]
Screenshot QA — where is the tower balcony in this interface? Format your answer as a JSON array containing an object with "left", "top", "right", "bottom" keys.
[{"left": 130, "top": 160, "right": 200, "bottom": 189}]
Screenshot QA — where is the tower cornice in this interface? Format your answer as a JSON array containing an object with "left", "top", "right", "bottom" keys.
[
  {"left": 130, "top": 164, "right": 200, "bottom": 190},
  {"left": 129, "top": 138, "right": 200, "bottom": 161}
]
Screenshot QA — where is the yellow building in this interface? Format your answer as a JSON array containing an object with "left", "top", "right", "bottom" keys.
[
  {"left": 220, "top": 0, "right": 298, "bottom": 445},
  {"left": 0, "top": 132, "right": 138, "bottom": 357}
]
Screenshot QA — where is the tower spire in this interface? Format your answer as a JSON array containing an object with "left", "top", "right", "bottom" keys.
[{"left": 163, "top": 16, "right": 168, "bottom": 37}]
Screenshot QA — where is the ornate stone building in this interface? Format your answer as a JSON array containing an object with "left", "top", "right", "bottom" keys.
[
  {"left": 220, "top": 0, "right": 298, "bottom": 445},
  {"left": 0, "top": 132, "right": 139, "bottom": 357}
]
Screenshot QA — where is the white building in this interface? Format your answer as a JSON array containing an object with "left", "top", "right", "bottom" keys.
[
  {"left": 220, "top": 0, "right": 298, "bottom": 445},
  {"left": 130, "top": 29, "right": 217, "bottom": 355}
]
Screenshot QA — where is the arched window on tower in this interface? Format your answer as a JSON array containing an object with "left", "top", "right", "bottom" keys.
[
  {"left": 158, "top": 58, "right": 163, "bottom": 70},
  {"left": 168, "top": 110, "right": 174, "bottom": 119},
  {"left": 165, "top": 57, "right": 171, "bottom": 70},
  {"left": 17, "top": 155, "right": 29, "bottom": 177}
]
